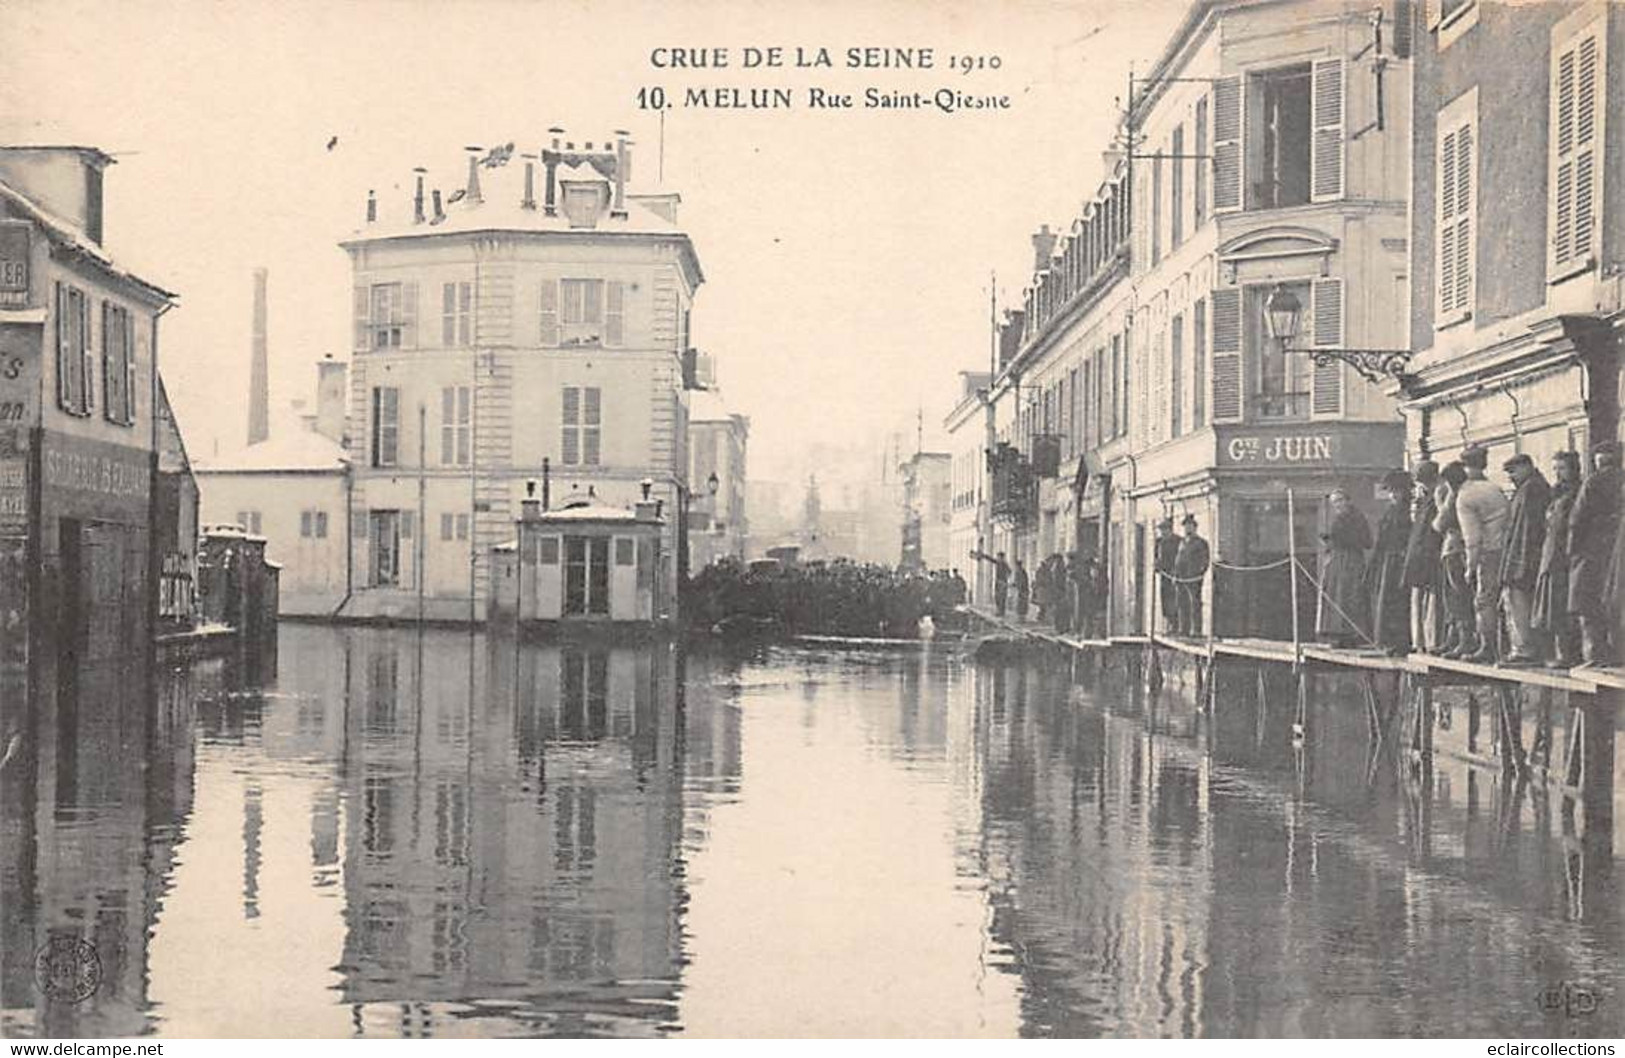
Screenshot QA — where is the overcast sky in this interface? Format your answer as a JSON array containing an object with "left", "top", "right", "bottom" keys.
[{"left": 1, "top": 0, "right": 1186, "bottom": 482}]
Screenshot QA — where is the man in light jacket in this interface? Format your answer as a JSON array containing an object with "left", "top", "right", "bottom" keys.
[{"left": 1451, "top": 446, "right": 1510, "bottom": 663}]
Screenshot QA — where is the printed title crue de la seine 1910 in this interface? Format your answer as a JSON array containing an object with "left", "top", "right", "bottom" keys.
[{"left": 637, "top": 45, "right": 1011, "bottom": 113}]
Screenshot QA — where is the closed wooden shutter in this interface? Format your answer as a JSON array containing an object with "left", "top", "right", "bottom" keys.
[
  {"left": 1211, "top": 76, "right": 1243, "bottom": 213},
  {"left": 605, "top": 281, "right": 625, "bottom": 346},
  {"left": 1311, "top": 58, "right": 1345, "bottom": 202},
  {"left": 1209, "top": 287, "right": 1243, "bottom": 423},
  {"left": 1550, "top": 15, "right": 1606, "bottom": 279},
  {"left": 1192, "top": 298, "right": 1207, "bottom": 428},
  {"left": 583, "top": 386, "right": 602, "bottom": 465},
  {"left": 561, "top": 385, "right": 580, "bottom": 465},
  {"left": 79, "top": 291, "right": 92, "bottom": 412},
  {"left": 56, "top": 283, "right": 70, "bottom": 407},
  {"left": 1311, "top": 278, "right": 1344, "bottom": 417},
  {"left": 353, "top": 285, "right": 370, "bottom": 351},
  {"left": 540, "top": 281, "right": 559, "bottom": 345},
  {"left": 1436, "top": 111, "right": 1474, "bottom": 320}
]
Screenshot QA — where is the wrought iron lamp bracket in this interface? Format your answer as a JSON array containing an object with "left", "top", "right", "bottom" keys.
[{"left": 1294, "top": 345, "right": 1419, "bottom": 391}]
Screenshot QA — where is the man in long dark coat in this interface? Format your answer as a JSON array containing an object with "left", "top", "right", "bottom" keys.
[
  {"left": 1498, "top": 453, "right": 1550, "bottom": 664},
  {"left": 1569, "top": 441, "right": 1622, "bottom": 666},
  {"left": 1013, "top": 558, "right": 1031, "bottom": 620},
  {"left": 1402, "top": 460, "right": 1442, "bottom": 652},
  {"left": 1317, "top": 487, "right": 1372, "bottom": 648},
  {"left": 1535, "top": 451, "right": 1581, "bottom": 668},
  {"left": 1369, "top": 469, "right": 1413, "bottom": 655},
  {"left": 1154, "top": 518, "right": 1180, "bottom": 634},
  {"left": 1174, "top": 515, "right": 1210, "bottom": 636}
]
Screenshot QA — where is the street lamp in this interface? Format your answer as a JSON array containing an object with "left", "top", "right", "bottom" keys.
[
  {"left": 1264, "top": 282, "right": 1420, "bottom": 393},
  {"left": 706, "top": 471, "right": 720, "bottom": 497}
]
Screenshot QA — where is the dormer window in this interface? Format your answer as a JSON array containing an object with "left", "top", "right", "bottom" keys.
[{"left": 563, "top": 184, "right": 603, "bottom": 228}]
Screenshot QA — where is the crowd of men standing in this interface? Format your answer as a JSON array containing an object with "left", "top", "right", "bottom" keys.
[{"left": 1305, "top": 441, "right": 1622, "bottom": 667}]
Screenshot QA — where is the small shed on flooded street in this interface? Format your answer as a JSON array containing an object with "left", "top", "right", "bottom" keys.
[{"left": 490, "top": 491, "right": 665, "bottom": 626}]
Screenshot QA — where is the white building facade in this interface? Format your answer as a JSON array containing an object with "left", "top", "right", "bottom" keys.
[{"left": 339, "top": 135, "right": 703, "bottom": 621}]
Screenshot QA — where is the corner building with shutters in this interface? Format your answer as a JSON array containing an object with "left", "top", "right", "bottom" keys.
[
  {"left": 987, "top": 0, "right": 1412, "bottom": 640},
  {"left": 338, "top": 135, "right": 702, "bottom": 621},
  {"left": 1402, "top": 1, "right": 1622, "bottom": 475}
]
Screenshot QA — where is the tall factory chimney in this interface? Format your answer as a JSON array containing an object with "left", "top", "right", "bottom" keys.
[{"left": 248, "top": 267, "right": 270, "bottom": 445}]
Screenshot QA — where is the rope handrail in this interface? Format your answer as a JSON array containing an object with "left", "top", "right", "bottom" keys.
[
  {"left": 1154, "top": 556, "right": 1291, "bottom": 584},
  {"left": 1149, "top": 556, "right": 1377, "bottom": 649}
]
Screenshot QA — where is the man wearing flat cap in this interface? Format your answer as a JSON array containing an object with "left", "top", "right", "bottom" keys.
[
  {"left": 1569, "top": 441, "right": 1622, "bottom": 666},
  {"left": 1498, "top": 453, "right": 1550, "bottom": 665}
]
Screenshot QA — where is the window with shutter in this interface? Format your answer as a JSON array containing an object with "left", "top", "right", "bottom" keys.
[
  {"left": 371, "top": 386, "right": 399, "bottom": 467},
  {"left": 440, "top": 385, "right": 470, "bottom": 465},
  {"left": 400, "top": 281, "right": 418, "bottom": 348},
  {"left": 55, "top": 283, "right": 91, "bottom": 416},
  {"left": 1436, "top": 90, "right": 1476, "bottom": 324},
  {"left": 1212, "top": 77, "right": 1243, "bottom": 213},
  {"left": 1210, "top": 287, "right": 1243, "bottom": 422},
  {"left": 540, "top": 280, "right": 559, "bottom": 345},
  {"left": 369, "top": 283, "right": 403, "bottom": 348},
  {"left": 1549, "top": 12, "right": 1606, "bottom": 282},
  {"left": 1311, "top": 59, "right": 1345, "bottom": 201},
  {"left": 441, "top": 281, "right": 472, "bottom": 346},
  {"left": 1311, "top": 278, "right": 1344, "bottom": 417}
]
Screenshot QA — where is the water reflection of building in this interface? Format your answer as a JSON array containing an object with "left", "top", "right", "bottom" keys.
[
  {"left": 1, "top": 634, "right": 168, "bottom": 1036},
  {"left": 971, "top": 659, "right": 1623, "bottom": 1037},
  {"left": 336, "top": 632, "right": 687, "bottom": 1036}
]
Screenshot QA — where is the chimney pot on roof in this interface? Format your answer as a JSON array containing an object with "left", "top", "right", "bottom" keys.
[
  {"left": 413, "top": 167, "right": 427, "bottom": 224},
  {"left": 431, "top": 188, "right": 445, "bottom": 224},
  {"left": 464, "top": 146, "right": 483, "bottom": 204},
  {"left": 612, "top": 134, "right": 629, "bottom": 217},
  {"left": 521, "top": 159, "right": 536, "bottom": 210},
  {"left": 365, "top": 189, "right": 377, "bottom": 224}
]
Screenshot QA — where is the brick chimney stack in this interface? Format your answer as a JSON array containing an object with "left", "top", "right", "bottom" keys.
[
  {"left": 314, "top": 356, "right": 348, "bottom": 444},
  {"left": 1031, "top": 224, "right": 1057, "bottom": 273}
]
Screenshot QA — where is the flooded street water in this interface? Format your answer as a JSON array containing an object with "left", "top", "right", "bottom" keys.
[{"left": 2, "top": 624, "right": 1620, "bottom": 1038}]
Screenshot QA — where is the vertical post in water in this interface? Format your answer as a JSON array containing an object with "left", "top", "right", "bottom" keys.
[{"left": 1287, "top": 487, "right": 1302, "bottom": 663}]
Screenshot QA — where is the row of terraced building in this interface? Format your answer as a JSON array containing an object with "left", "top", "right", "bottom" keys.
[{"left": 947, "top": 0, "right": 1623, "bottom": 640}]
